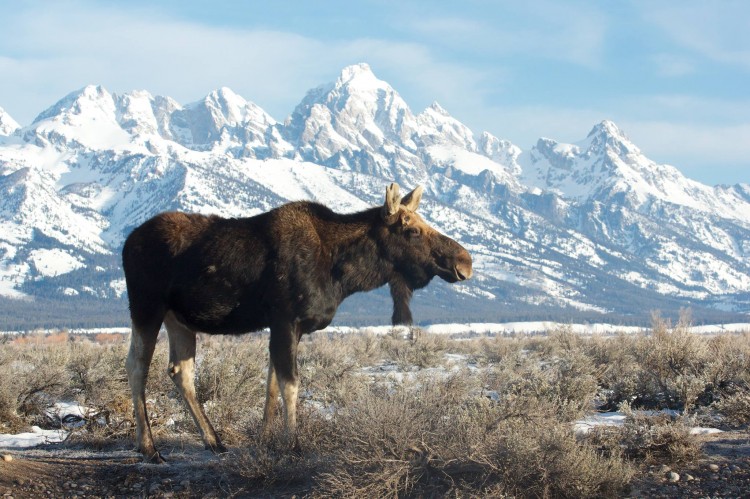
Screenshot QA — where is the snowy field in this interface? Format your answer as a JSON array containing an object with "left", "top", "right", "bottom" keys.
[{"left": 3, "top": 321, "right": 750, "bottom": 336}]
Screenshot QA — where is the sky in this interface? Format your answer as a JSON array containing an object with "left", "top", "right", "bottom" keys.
[{"left": 0, "top": 0, "right": 748, "bottom": 185}]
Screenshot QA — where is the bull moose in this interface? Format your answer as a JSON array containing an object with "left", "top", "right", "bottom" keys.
[{"left": 122, "top": 183, "right": 473, "bottom": 462}]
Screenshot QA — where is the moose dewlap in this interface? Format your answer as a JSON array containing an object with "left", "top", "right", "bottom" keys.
[{"left": 122, "top": 183, "right": 472, "bottom": 462}]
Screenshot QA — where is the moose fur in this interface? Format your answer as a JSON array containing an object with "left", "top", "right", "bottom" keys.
[{"left": 122, "top": 183, "right": 472, "bottom": 462}]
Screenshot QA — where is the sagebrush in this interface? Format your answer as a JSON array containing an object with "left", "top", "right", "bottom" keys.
[{"left": 2, "top": 322, "right": 749, "bottom": 497}]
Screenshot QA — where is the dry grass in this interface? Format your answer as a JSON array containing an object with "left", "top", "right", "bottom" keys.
[{"left": 2, "top": 322, "right": 750, "bottom": 497}]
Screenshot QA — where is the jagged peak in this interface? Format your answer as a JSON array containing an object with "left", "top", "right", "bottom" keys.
[
  {"left": 33, "top": 84, "right": 114, "bottom": 124},
  {"left": 334, "top": 63, "right": 392, "bottom": 95},
  {"left": 0, "top": 106, "right": 21, "bottom": 134},
  {"left": 587, "top": 120, "right": 628, "bottom": 140},
  {"left": 338, "top": 63, "right": 376, "bottom": 82},
  {"left": 480, "top": 131, "right": 516, "bottom": 147},
  {"left": 122, "top": 89, "right": 155, "bottom": 100},
  {"left": 584, "top": 120, "right": 640, "bottom": 157},
  {"left": 205, "top": 86, "right": 244, "bottom": 104},
  {"left": 80, "top": 84, "right": 108, "bottom": 98},
  {"left": 426, "top": 101, "right": 449, "bottom": 116}
]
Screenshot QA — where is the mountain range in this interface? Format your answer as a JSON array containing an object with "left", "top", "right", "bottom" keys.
[{"left": 1, "top": 63, "right": 749, "bottom": 329}]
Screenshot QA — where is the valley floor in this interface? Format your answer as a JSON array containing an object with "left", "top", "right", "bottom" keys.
[{"left": 2, "top": 325, "right": 750, "bottom": 497}]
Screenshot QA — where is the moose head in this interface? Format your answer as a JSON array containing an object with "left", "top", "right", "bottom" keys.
[{"left": 380, "top": 183, "right": 473, "bottom": 324}]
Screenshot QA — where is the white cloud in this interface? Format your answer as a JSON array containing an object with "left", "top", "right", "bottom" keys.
[{"left": 0, "top": 1, "right": 494, "bottom": 127}]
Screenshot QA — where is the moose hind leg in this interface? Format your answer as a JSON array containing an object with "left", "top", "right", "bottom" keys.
[
  {"left": 164, "top": 312, "right": 227, "bottom": 454},
  {"left": 126, "top": 322, "right": 163, "bottom": 463}
]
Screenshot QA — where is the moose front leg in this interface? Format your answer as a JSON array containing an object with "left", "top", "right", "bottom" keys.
[
  {"left": 267, "top": 322, "right": 301, "bottom": 450},
  {"left": 261, "top": 359, "right": 280, "bottom": 439},
  {"left": 389, "top": 277, "right": 414, "bottom": 325}
]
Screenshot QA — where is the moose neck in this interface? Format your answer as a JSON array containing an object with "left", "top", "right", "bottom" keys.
[{"left": 320, "top": 207, "right": 395, "bottom": 300}]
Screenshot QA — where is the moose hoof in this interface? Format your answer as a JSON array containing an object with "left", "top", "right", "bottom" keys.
[{"left": 290, "top": 437, "right": 302, "bottom": 455}]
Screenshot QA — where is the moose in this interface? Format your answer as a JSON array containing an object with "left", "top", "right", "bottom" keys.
[{"left": 122, "top": 183, "right": 473, "bottom": 462}]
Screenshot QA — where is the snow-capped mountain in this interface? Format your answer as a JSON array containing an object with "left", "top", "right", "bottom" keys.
[
  {"left": 1, "top": 64, "right": 748, "bottom": 328},
  {"left": 0, "top": 108, "right": 20, "bottom": 136}
]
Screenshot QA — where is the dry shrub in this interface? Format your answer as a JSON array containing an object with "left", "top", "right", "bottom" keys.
[
  {"left": 636, "top": 312, "right": 713, "bottom": 411},
  {"left": 589, "top": 402, "right": 701, "bottom": 466},
  {"left": 315, "top": 386, "right": 450, "bottom": 497},
  {"left": 0, "top": 339, "right": 132, "bottom": 434},
  {"left": 712, "top": 391, "right": 750, "bottom": 427},
  {"left": 0, "top": 343, "right": 70, "bottom": 426},
  {"left": 583, "top": 333, "right": 642, "bottom": 410},
  {"left": 298, "top": 334, "right": 364, "bottom": 406},
  {"left": 192, "top": 335, "right": 268, "bottom": 444},
  {"left": 461, "top": 333, "right": 527, "bottom": 365},
  {"left": 380, "top": 331, "right": 449, "bottom": 369},
  {"left": 66, "top": 341, "right": 131, "bottom": 432},
  {"left": 343, "top": 330, "right": 382, "bottom": 366},
  {"left": 227, "top": 403, "right": 332, "bottom": 495},
  {"left": 312, "top": 375, "right": 632, "bottom": 498},
  {"left": 485, "top": 346, "right": 598, "bottom": 422},
  {"left": 493, "top": 420, "right": 634, "bottom": 498},
  {"left": 589, "top": 314, "right": 750, "bottom": 414},
  {"left": 0, "top": 345, "right": 27, "bottom": 431}
]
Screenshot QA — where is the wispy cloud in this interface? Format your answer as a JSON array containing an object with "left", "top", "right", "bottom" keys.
[
  {"left": 637, "top": 0, "right": 750, "bottom": 70},
  {"left": 405, "top": 2, "right": 609, "bottom": 68},
  {"left": 0, "top": 0, "right": 746, "bottom": 185},
  {"left": 0, "top": 1, "right": 494, "bottom": 126},
  {"left": 650, "top": 54, "right": 696, "bottom": 77},
  {"left": 623, "top": 121, "right": 750, "bottom": 184}
]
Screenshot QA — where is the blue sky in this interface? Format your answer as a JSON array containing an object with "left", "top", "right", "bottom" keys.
[{"left": 0, "top": 0, "right": 748, "bottom": 185}]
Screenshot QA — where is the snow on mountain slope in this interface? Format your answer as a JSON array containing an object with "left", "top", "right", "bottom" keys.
[
  {"left": 0, "top": 108, "right": 20, "bottom": 136},
  {"left": 0, "top": 64, "right": 748, "bottom": 326},
  {"left": 29, "top": 86, "right": 132, "bottom": 151},
  {"left": 283, "top": 63, "right": 424, "bottom": 181},
  {"left": 522, "top": 121, "right": 750, "bottom": 224}
]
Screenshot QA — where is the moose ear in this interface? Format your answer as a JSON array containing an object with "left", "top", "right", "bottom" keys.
[
  {"left": 382, "top": 183, "right": 402, "bottom": 221},
  {"left": 401, "top": 185, "right": 423, "bottom": 211}
]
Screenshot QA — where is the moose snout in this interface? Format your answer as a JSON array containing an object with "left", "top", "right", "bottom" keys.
[{"left": 454, "top": 248, "right": 473, "bottom": 281}]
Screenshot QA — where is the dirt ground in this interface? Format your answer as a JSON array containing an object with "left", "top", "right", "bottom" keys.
[
  {"left": 629, "top": 429, "right": 750, "bottom": 498},
  {"left": 0, "top": 438, "right": 260, "bottom": 498},
  {"left": 1, "top": 431, "right": 750, "bottom": 498}
]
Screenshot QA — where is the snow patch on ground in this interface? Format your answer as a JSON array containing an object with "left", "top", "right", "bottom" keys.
[
  {"left": 0, "top": 426, "right": 67, "bottom": 448},
  {"left": 573, "top": 411, "right": 724, "bottom": 436}
]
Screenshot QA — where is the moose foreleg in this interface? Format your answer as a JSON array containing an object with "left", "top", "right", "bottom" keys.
[
  {"left": 268, "top": 322, "right": 301, "bottom": 450},
  {"left": 126, "top": 323, "right": 163, "bottom": 463},
  {"left": 261, "top": 360, "right": 280, "bottom": 438}
]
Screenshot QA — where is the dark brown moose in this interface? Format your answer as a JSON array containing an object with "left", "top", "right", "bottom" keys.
[{"left": 122, "top": 183, "right": 473, "bottom": 462}]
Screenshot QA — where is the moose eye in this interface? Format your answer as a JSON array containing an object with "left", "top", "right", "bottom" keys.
[{"left": 404, "top": 227, "right": 421, "bottom": 239}]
